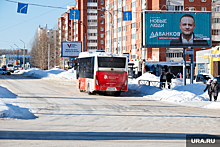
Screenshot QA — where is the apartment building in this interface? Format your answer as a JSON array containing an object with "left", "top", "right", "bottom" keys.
[
  {"left": 212, "top": 0, "right": 220, "bottom": 46},
  {"left": 58, "top": 3, "right": 105, "bottom": 68},
  {"left": 38, "top": 24, "right": 59, "bottom": 68},
  {"left": 105, "top": 0, "right": 213, "bottom": 62}
]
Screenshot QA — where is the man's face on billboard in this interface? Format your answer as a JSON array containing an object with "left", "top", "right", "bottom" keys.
[{"left": 179, "top": 16, "right": 195, "bottom": 37}]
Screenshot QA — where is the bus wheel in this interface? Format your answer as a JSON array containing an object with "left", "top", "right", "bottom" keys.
[
  {"left": 79, "top": 82, "right": 83, "bottom": 92},
  {"left": 114, "top": 91, "right": 121, "bottom": 96},
  {"left": 87, "top": 84, "right": 92, "bottom": 95}
]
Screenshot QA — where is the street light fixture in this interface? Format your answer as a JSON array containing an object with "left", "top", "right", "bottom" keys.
[{"left": 20, "top": 39, "right": 25, "bottom": 70}]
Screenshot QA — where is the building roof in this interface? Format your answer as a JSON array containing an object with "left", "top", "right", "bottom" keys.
[{"left": 1, "top": 54, "right": 30, "bottom": 58}]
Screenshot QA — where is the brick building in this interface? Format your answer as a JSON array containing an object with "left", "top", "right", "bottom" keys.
[
  {"left": 58, "top": 0, "right": 216, "bottom": 64},
  {"left": 58, "top": 3, "right": 105, "bottom": 68},
  {"left": 105, "top": 0, "right": 213, "bottom": 62}
]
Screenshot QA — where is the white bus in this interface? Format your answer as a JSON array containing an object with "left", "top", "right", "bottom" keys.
[{"left": 76, "top": 52, "right": 128, "bottom": 96}]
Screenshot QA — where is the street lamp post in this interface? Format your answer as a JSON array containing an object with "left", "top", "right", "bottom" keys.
[
  {"left": 73, "top": 21, "right": 86, "bottom": 52},
  {"left": 14, "top": 44, "right": 20, "bottom": 69},
  {"left": 20, "top": 39, "right": 25, "bottom": 70},
  {"left": 98, "top": 8, "right": 113, "bottom": 53},
  {"left": 11, "top": 45, "right": 15, "bottom": 59},
  {"left": 78, "top": 20, "right": 86, "bottom": 52}
]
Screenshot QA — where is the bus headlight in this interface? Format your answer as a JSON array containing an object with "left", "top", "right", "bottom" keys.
[
  {"left": 96, "top": 79, "right": 99, "bottom": 86},
  {"left": 124, "top": 80, "right": 127, "bottom": 86}
]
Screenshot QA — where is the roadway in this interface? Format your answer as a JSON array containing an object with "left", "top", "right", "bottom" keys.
[{"left": 0, "top": 73, "right": 220, "bottom": 146}]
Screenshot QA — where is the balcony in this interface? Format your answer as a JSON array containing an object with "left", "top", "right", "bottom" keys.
[
  {"left": 87, "top": 2, "right": 97, "bottom": 7},
  {"left": 87, "top": 29, "right": 97, "bottom": 33},
  {"left": 87, "top": 36, "right": 97, "bottom": 40},
  {"left": 87, "top": 43, "right": 97, "bottom": 46}
]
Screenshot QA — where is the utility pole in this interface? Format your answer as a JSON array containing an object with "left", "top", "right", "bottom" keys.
[
  {"left": 14, "top": 44, "right": 19, "bottom": 69},
  {"left": 48, "top": 44, "right": 50, "bottom": 70},
  {"left": 20, "top": 39, "right": 25, "bottom": 70},
  {"left": 98, "top": 8, "right": 113, "bottom": 53}
]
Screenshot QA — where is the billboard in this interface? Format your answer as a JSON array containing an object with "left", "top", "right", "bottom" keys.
[
  {"left": 141, "top": 11, "right": 212, "bottom": 48},
  {"left": 61, "top": 41, "right": 82, "bottom": 57}
]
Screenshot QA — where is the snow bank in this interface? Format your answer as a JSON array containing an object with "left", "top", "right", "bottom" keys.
[
  {"left": 22, "top": 68, "right": 76, "bottom": 80},
  {"left": 0, "top": 85, "right": 36, "bottom": 119},
  {"left": 128, "top": 72, "right": 219, "bottom": 108}
]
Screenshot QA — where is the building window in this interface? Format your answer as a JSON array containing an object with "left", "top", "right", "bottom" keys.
[
  {"left": 101, "top": 0, "right": 104, "bottom": 5},
  {"left": 132, "top": 2, "right": 135, "bottom": 8},
  {"left": 132, "top": 34, "right": 135, "bottom": 39},
  {"left": 101, "top": 14, "right": 104, "bottom": 17},
  {"left": 101, "top": 27, "right": 104, "bottom": 31},
  {"left": 212, "top": 29, "right": 220, "bottom": 35},
  {"left": 101, "top": 47, "right": 103, "bottom": 50},
  {"left": 201, "top": 7, "right": 206, "bottom": 11},
  {"left": 101, "top": 40, "right": 104, "bottom": 44},
  {"left": 101, "top": 20, "right": 104, "bottom": 24},
  {"left": 132, "top": 23, "right": 135, "bottom": 28},
  {"left": 189, "top": 7, "right": 195, "bottom": 11},
  {"left": 212, "top": 18, "right": 220, "bottom": 23},
  {"left": 175, "top": 6, "right": 183, "bottom": 11},
  {"left": 101, "top": 33, "right": 104, "bottom": 38},
  {"left": 189, "top": 0, "right": 194, "bottom": 2}
]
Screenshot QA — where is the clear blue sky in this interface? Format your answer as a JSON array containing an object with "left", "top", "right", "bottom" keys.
[{"left": 0, "top": 0, "right": 75, "bottom": 51}]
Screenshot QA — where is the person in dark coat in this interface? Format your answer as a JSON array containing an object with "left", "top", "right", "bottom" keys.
[
  {"left": 160, "top": 72, "right": 167, "bottom": 88},
  {"left": 211, "top": 79, "right": 220, "bottom": 102},
  {"left": 166, "top": 72, "right": 173, "bottom": 89},
  {"left": 204, "top": 79, "right": 212, "bottom": 101}
]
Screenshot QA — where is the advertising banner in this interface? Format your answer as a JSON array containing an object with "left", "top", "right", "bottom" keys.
[
  {"left": 142, "top": 11, "right": 212, "bottom": 48},
  {"left": 61, "top": 41, "right": 82, "bottom": 57}
]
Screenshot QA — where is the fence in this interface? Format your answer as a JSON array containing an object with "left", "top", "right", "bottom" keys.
[{"left": 138, "top": 80, "right": 172, "bottom": 90}]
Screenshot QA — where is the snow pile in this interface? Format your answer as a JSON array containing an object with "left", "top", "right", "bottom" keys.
[
  {"left": 0, "top": 85, "right": 37, "bottom": 119},
  {"left": 128, "top": 72, "right": 220, "bottom": 108},
  {"left": 22, "top": 68, "right": 76, "bottom": 80}
]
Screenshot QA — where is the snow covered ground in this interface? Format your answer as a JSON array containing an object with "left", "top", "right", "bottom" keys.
[{"left": 1, "top": 68, "right": 220, "bottom": 119}]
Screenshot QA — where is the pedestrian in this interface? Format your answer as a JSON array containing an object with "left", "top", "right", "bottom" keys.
[
  {"left": 160, "top": 72, "right": 167, "bottom": 88},
  {"left": 204, "top": 79, "right": 212, "bottom": 101},
  {"left": 211, "top": 79, "right": 220, "bottom": 102},
  {"left": 176, "top": 73, "right": 180, "bottom": 78},
  {"left": 166, "top": 72, "right": 173, "bottom": 89},
  {"left": 179, "top": 72, "right": 183, "bottom": 79}
]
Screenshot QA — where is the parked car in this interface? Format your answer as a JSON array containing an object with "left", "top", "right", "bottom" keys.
[
  {"left": 2, "top": 65, "right": 6, "bottom": 70},
  {"left": 7, "top": 63, "right": 14, "bottom": 73},
  {"left": 0, "top": 68, "right": 11, "bottom": 75},
  {"left": 195, "top": 73, "right": 213, "bottom": 84}
]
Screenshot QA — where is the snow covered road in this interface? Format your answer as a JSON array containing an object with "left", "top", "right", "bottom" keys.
[{"left": 0, "top": 73, "right": 220, "bottom": 146}]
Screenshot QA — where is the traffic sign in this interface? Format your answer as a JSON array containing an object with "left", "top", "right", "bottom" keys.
[
  {"left": 70, "top": 10, "right": 79, "bottom": 19},
  {"left": 123, "top": 53, "right": 130, "bottom": 62},
  {"left": 185, "top": 49, "right": 194, "bottom": 55},
  {"left": 123, "top": 11, "right": 132, "bottom": 21},
  {"left": 17, "top": 2, "right": 28, "bottom": 14}
]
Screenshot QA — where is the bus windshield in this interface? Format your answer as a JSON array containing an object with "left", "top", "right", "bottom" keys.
[{"left": 98, "top": 57, "right": 126, "bottom": 68}]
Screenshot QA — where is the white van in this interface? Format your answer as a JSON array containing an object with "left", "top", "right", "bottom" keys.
[{"left": 7, "top": 64, "right": 14, "bottom": 73}]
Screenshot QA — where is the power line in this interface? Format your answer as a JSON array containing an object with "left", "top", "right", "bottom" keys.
[
  {"left": 0, "top": 1, "right": 74, "bottom": 33},
  {"left": 5, "top": 0, "right": 67, "bottom": 9}
]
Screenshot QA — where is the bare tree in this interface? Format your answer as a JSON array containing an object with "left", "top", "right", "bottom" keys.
[
  {"left": 30, "top": 30, "right": 40, "bottom": 67},
  {"left": 30, "top": 25, "right": 60, "bottom": 70}
]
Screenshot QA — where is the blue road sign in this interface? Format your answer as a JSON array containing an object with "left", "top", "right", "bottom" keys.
[
  {"left": 70, "top": 10, "right": 79, "bottom": 19},
  {"left": 17, "top": 2, "right": 28, "bottom": 14},
  {"left": 123, "top": 11, "right": 132, "bottom": 21},
  {"left": 185, "top": 49, "right": 194, "bottom": 55},
  {"left": 123, "top": 53, "right": 130, "bottom": 62}
]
